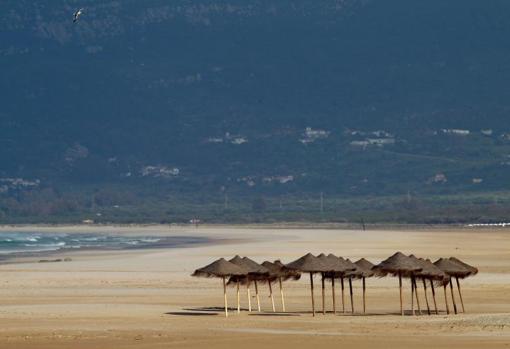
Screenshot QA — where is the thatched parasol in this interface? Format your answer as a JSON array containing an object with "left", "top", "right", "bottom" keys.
[
  {"left": 449, "top": 257, "right": 478, "bottom": 313},
  {"left": 449, "top": 257, "right": 478, "bottom": 275},
  {"left": 344, "top": 258, "right": 361, "bottom": 314},
  {"left": 334, "top": 256, "right": 358, "bottom": 313},
  {"left": 261, "top": 261, "right": 279, "bottom": 312},
  {"left": 192, "top": 258, "right": 246, "bottom": 317},
  {"left": 434, "top": 258, "right": 471, "bottom": 314},
  {"left": 374, "top": 252, "right": 422, "bottom": 316},
  {"left": 317, "top": 253, "right": 350, "bottom": 314},
  {"left": 285, "top": 253, "right": 329, "bottom": 316},
  {"left": 228, "top": 256, "right": 269, "bottom": 313},
  {"left": 409, "top": 256, "right": 446, "bottom": 315},
  {"left": 354, "top": 258, "right": 376, "bottom": 314},
  {"left": 261, "top": 260, "right": 301, "bottom": 312},
  {"left": 262, "top": 260, "right": 301, "bottom": 312},
  {"left": 318, "top": 254, "right": 357, "bottom": 314}
]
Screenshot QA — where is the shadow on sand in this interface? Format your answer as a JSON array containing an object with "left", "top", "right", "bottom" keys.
[
  {"left": 165, "top": 311, "right": 218, "bottom": 316},
  {"left": 170, "top": 307, "right": 433, "bottom": 317}
]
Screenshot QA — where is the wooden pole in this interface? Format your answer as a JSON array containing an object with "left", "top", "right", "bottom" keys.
[
  {"left": 269, "top": 281, "right": 276, "bottom": 312},
  {"left": 341, "top": 277, "right": 345, "bottom": 313},
  {"left": 223, "top": 277, "right": 228, "bottom": 318},
  {"left": 321, "top": 273, "right": 326, "bottom": 315},
  {"left": 349, "top": 277, "right": 354, "bottom": 314},
  {"left": 236, "top": 280, "right": 240, "bottom": 314},
  {"left": 430, "top": 279, "right": 438, "bottom": 315},
  {"left": 411, "top": 276, "right": 415, "bottom": 316},
  {"left": 422, "top": 278, "right": 431, "bottom": 315},
  {"left": 414, "top": 277, "right": 421, "bottom": 315},
  {"left": 455, "top": 277, "right": 465, "bottom": 313},
  {"left": 247, "top": 282, "right": 252, "bottom": 312},
  {"left": 443, "top": 284, "right": 450, "bottom": 315},
  {"left": 254, "top": 280, "right": 261, "bottom": 312},
  {"left": 362, "top": 277, "right": 366, "bottom": 314},
  {"left": 310, "top": 273, "right": 315, "bottom": 317},
  {"left": 399, "top": 272, "right": 403, "bottom": 316},
  {"left": 279, "top": 277, "right": 286, "bottom": 312},
  {"left": 332, "top": 277, "right": 336, "bottom": 314},
  {"left": 449, "top": 278, "right": 458, "bottom": 314}
]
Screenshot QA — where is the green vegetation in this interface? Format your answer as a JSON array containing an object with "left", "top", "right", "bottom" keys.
[{"left": 2, "top": 187, "right": 510, "bottom": 225}]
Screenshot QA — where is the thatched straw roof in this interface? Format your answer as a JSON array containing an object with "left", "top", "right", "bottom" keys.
[
  {"left": 228, "top": 255, "right": 268, "bottom": 275},
  {"left": 433, "top": 258, "right": 472, "bottom": 278},
  {"left": 285, "top": 253, "right": 329, "bottom": 272},
  {"left": 344, "top": 258, "right": 364, "bottom": 277},
  {"left": 261, "top": 261, "right": 284, "bottom": 276},
  {"left": 192, "top": 258, "right": 246, "bottom": 278},
  {"left": 408, "top": 255, "right": 446, "bottom": 280},
  {"left": 317, "top": 253, "right": 354, "bottom": 273},
  {"left": 261, "top": 260, "right": 301, "bottom": 281},
  {"left": 449, "top": 257, "right": 478, "bottom": 276},
  {"left": 373, "top": 252, "right": 422, "bottom": 276},
  {"left": 354, "top": 258, "right": 376, "bottom": 278},
  {"left": 242, "top": 256, "right": 270, "bottom": 275},
  {"left": 330, "top": 254, "right": 358, "bottom": 273}
]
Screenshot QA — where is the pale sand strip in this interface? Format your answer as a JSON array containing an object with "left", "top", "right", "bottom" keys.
[{"left": 0, "top": 226, "right": 508, "bottom": 349}]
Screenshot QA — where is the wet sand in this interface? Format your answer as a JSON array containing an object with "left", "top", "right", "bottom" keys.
[{"left": 0, "top": 225, "right": 508, "bottom": 348}]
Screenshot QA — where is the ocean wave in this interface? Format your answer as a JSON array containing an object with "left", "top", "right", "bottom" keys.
[
  {"left": 0, "top": 232, "right": 204, "bottom": 255},
  {"left": 140, "top": 238, "right": 161, "bottom": 243}
]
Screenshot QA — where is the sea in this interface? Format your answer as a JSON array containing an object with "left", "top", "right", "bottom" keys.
[{"left": 0, "top": 231, "right": 208, "bottom": 256}]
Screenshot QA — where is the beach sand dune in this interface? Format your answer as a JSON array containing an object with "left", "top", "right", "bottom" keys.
[{"left": 0, "top": 226, "right": 508, "bottom": 348}]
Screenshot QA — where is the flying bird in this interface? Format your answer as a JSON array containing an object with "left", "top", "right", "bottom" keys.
[{"left": 73, "top": 8, "right": 84, "bottom": 23}]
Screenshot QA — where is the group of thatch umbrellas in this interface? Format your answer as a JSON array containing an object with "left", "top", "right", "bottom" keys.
[{"left": 192, "top": 252, "right": 477, "bottom": 317}]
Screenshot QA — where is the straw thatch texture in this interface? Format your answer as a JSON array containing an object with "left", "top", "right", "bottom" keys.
[
  {"left": 242, "top": 256, "right": 270, "bottom": 275},
  {"left": 433, "top": 258, "right": 471, "bottom": 278},
  {"left": 354, "top": 258, "right": 377, "bottom": 278},
  {"left": 449, "top": 257, "right": 478, "bottom": 276},
  {"left": 227, "top": 256, "right": 269, "bottom": 285},
  {"left": 344, "top": 258, "right": 364, "bottom": 277},
  {"left": 192, "top": 258, "right": 246, "bottom": 278},
  {"left": 374, "top": 252, "right": 422, "bottom": 276},
  {"left": 317, "top": 254, "right": 351, "bottom": 273},
  {"left": 262, "top": 260, "right": 301, "bottom": 281},
  {"left": 227, "top": 256, "right": 269, "bottom": 276},
  {"left": 409, "top": 255, "right": 446, "bottom": 280},
  {"left": 285, "top": 253, "right": 329, "bottom": 272}
]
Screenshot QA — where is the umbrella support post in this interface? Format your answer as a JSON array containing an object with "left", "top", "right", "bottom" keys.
[
  {"left": 399, "top": 273, "right": 403, "bottom": 316},
  {"left": 449, "top": 279, "right": 458, "bottom": 314},
  {"left": 456, "top": 277, "right": 465, "bottom": 313},
  {"left": 341, "top": 277, "right": 345, "bottom": 313},
  {"left": 414, "top": 277, "right": 421, "bottom": 315},
  {"left": 236, "top": 280, "right": 240, "bottom": 314},
  {"left": 443, "top": 284, "right": 450, "bottom": 315},
  {"left": 422, "top": 278, "right": 431, "bottom": 315},
  {"left": 430, "top": 279, "right": 438, "bottom": 315},
  {"left": 362, "top": 277, "right": 366, "bottom": 314},
  {"left": 269, "top": 281, "right": 276, "bottom": 312},
  {"left": 223, "top": 277, "right": 228, "bottom": 318},
  {"left": 332, "top": 277, "right": 336, "bottom": 314},
  {"left": 247, "top": 284, "right": 252, "bottom": 312},
  {"left": 321, "top": 273, "right": 326, "bottom": 315},
  {"left": 411, "top": 276, "right": 415, "bottom": 316},
  {"left": 254, "top": 280, "right": 261, "bottom": 312},
  {"left": 349, "top": 277, "right": 354, "bottom": 314},
  {"left": 310, "top": 273, "right": 315, "bottom": 317},
  {"left": 279, "top": 277, "right": 286, "bottom": 312}
]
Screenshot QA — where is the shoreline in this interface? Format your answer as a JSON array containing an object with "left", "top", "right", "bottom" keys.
[
  {"left": 0, "top": 226, "right": 508, "bottom": 348},
  {"left": 1, "top": 222, "right": 504, "bottom": 231}
]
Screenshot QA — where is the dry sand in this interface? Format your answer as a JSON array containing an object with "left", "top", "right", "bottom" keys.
[{"left": 0, "top": 225, "right": 508, "bottom": 348}]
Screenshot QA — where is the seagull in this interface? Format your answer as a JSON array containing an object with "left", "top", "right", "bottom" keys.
[{"left": 73, "top": 8, "right": 84, "bottom": 23}]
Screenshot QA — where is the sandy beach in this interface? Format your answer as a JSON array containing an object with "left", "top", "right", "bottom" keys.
[{"left": 0, "top": 225, "right": 508, "bottom": 348}]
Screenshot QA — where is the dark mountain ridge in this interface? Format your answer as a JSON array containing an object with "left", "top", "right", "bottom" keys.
[{"left": 1, "top": 1, "right": 510, "bottom": 222}]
